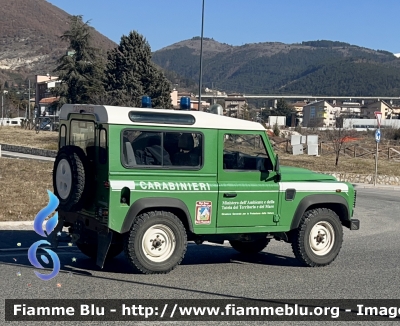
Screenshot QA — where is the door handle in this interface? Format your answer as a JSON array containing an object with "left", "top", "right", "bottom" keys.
[{"left": 224, "top": 193, "right": 237, "bottom": 198}]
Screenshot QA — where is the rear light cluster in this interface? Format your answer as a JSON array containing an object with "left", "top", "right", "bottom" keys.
[{"left": 104, "top": 181, "right": 110, "bottom": 188}]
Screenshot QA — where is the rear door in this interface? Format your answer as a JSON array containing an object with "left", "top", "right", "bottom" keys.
[{"left": 217, "top": 130, "right": 279, "bottom": 228}]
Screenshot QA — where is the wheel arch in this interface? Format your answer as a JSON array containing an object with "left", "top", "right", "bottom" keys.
[
  {"left": 120, "top": 198, "right": 194, "bottom": 235},
  {"left": 290, "top": 194, "right": 350, "bottom": 230}
]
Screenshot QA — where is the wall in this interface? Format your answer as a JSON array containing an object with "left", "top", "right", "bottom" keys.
[{"left": 320, "top": 172, "right": 400, "bottom": 186}]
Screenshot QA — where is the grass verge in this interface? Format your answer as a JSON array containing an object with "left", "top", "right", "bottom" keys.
[
  {"left": 0, "top": 126, "right": 58, "bottom": 150},
  {"left": 280, "top": 153, "right": 400, "bottom": 176},
  {"left": 0, "top": 157, "right": 53, "bottom": 221}
]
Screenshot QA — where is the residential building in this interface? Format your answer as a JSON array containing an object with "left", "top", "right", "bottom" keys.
[
  {"left": 361, "top": 100, "right": 392, "bottom": 119},
  {"left": 290, "top": 101, "right": 307, "bottom": 118},
  {"left": 302, "top": 100, "right": 339, "bottom": 127},
  {"left": 170, "top": 89, "right": 178, "bottom": 108},
  {"left": 336, "top": 101, "right": 361, "bottom": 117},
  {"left": 224, "top": 93, "right": 247, "bottom": 118},
  {"left": 35, "top": 74, "right": 60, "bottom": 115}
]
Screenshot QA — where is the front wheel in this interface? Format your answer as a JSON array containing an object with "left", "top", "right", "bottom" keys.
[
  {"left": 124, "top": 211, "right": 187, "bottom": 274},
  {"left": 291, "top": 208, "right": 343, "bottom": 267}
]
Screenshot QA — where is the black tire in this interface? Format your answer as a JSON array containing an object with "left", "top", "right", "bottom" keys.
[
  {"left": 52, "top": 146, "right": 89, "bottom": 211},
  {"left": 76, "top": 242, "right": 124, "bottom": 261},
  {"left": 291, "top": 208, "right": 343, "bottom": 267},
  {"left": 229, "top": 238, "right": 270, "bottom": 254},
  {"left": 124, "top": 211, "right": 187, "bottom": 274}
]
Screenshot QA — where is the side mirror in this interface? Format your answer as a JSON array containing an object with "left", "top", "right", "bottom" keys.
[
  {"left": 275, "top": 154, "right": 280, "bottom": 172},
  {"left": 275, "top": 154, "right": 281, "bottom": 181}
]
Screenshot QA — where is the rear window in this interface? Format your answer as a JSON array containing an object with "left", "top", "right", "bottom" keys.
[{"left": 69, "top": 120, "right": 95, "bottom": 155}]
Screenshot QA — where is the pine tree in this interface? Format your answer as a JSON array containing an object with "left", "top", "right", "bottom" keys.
[
  {"left": 53, "top": 15, "right": 105, "bottom": 104},
  {"left": 105, "top": 30, "right": 172, "bottom": 108}
]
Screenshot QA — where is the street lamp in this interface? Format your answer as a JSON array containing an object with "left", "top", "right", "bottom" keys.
[{"left": 198, "top": 0, "right": 205, "bottom": 111}]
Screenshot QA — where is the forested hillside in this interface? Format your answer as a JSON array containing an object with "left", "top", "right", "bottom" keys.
[{"left": 153, "top": 38, "right": 400, "bottom": 96}]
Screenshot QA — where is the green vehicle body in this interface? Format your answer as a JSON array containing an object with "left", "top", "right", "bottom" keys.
[{"left": 51, "top": 103, "right": 358, "bottom": 274}]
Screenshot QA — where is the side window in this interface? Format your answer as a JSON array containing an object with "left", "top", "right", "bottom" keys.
[
  {"left": 99, "top": 129, "right": 107, "bottom": 164},
  {"left": 223, "top": 133, "right": 272, "bottom": 171},
  {"left": 59, "top": 124, "right": 66, "bottom": 149},
  {"left": 122, "top": 130, "right": 202, "bottom": 168}
]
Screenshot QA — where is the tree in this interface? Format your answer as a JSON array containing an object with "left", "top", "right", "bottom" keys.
[
  {"left": 274, "top": 99, "right": 295, "bottom": 125},
  {"left": 273, "top": 122, "right": 280, "bottom": 137},
  {"left": 105, "top": 30, "right": 172, "bottom": 108},
  {"left": 326, "top": 124, "right": 357, "bottom": 166},
  {"left": 53, "top": 15, "right": 106, "bottom": 104},
  {"left": 241, "top": 103, "right": 251, "bottom": 120}
]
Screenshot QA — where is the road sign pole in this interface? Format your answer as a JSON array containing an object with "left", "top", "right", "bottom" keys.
[
  {"left": 374, "top": 140, "right": 378, "bottom": 186},
  {"left": 374, "top": 111, "right": 382, "bottom": 187}
]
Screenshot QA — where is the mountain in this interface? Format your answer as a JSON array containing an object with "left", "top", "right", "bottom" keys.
[
  {"left": 0, "top": 0, "right": 116, "bottom": 87},
  {"left": 153, "top": 38, "right": 400, "bottom": 96}
]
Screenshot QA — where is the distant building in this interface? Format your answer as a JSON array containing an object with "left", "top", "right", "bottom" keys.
[
  {"left": 290, "top": 101, "right": 307, "bottom": 118},
  {"left": 224, "top": 93, "right": 247, "bottom": 118},
  {"left": 336, "top": 101, "right": 361, "bottom": 117},
  {"left": 361, "top": 100, "right": 392, "bottom": 119},
  {"left": 343, "top": 118, "right": 400, "bottom": 130},
  {"left": 302, "top": 100, "right": 339, "bottom": 127},
  {"left": 35, "top": 74, "right": 61, "bottom": 115}
]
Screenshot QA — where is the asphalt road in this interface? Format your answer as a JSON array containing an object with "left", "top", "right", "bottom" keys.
[{"left": 1, "top": 187, "right": 399, "bottom": 326}]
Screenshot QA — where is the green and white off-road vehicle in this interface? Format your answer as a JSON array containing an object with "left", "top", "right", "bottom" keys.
[{"left": 50, "top": 99, "right": 359, "bottom": 274}]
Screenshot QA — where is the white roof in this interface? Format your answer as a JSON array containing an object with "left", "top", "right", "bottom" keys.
[{"left": 59, "top": 104, "right": 265, "bottom": 131}]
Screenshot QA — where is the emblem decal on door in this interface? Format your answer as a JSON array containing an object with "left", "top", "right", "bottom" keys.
[{"left": 195, "top": 201, "right": 212, "bottom": 225}]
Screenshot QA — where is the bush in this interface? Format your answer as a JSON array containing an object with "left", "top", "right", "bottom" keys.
[
  {"left": 393, "top": 129, "right": 400, "bottom": 140},
  {"left": 273, "top": 122, "right": 280, "bottom": 137}
]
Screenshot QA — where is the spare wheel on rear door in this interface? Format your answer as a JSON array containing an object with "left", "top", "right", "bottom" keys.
[{"left": 53, "top": 145, "right": 89, "bottom": 211}]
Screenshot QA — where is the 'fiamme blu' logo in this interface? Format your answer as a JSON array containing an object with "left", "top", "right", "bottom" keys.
[{"left": 28, "top": 190, "right": 61, "bottom": 281}]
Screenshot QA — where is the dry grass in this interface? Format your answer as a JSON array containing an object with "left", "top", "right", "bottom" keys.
[
  {"left": 280, "top": 153, "right": 400, "bottom": 176},
  {"left": 0, "top": 157, "right": 53, "bottom": 221},
  {"left": 0, "top": 126, "right": 58, "bottom": 150}
]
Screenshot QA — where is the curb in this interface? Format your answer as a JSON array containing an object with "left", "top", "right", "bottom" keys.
[
  {"left": 0, "top": 143, "right": 56, "bottom": 158},
  {"left": 1, "top": 150, "right": 55, "bottom": 162},
  {"left": 0, "top": 221, "right": 35, "bottom": 226}
]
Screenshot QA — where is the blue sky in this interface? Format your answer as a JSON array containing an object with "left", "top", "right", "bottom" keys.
[{"left": 48, "top": 0, "right": 400, "bottom": 53}]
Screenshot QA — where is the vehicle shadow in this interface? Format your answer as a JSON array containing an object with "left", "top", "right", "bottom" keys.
[{"left": 0, "top": 230, "right": 301, "bottom": 277}]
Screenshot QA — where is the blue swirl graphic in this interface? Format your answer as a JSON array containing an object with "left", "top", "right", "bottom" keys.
[
  {"left": 28, "top": 190, "right": 61, "bottom": 281},
  {"left": 33, "top": 190, "right": 59, "bottom": 237},
  {"left": 28, "top": 240, "right": 61, "bottom": 281}
]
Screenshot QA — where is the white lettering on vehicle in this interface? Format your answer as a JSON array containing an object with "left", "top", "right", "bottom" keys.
[{"left": 125, "top": 181, "right": 212, "bottom": 192}]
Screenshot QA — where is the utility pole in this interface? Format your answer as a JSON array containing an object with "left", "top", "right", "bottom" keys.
[
  {"left": 198, "top": 0, "right": 205, "bottom": 111},
  {"left": 1, "top": 94, "right": 3, "bottom": 126},
  {"left": 28, "top": 80, "right": 31, "bottom": 120}
]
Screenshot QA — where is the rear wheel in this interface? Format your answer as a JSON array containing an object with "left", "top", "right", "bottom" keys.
[
  {"left": 229, "top": 238, "right": 270, "bottom": 254},
  {"left": 124, "top": 211, "right": 187, "bottom": 274},
  {"left": 291, "top": 208, "right": 343, "bottom": 267}
]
